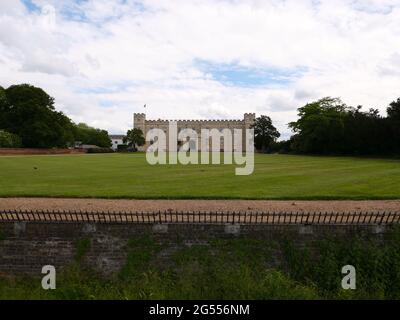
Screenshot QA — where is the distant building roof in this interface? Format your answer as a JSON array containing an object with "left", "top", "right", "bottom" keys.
[{"left": 109, "top": 134, "right": 125, "bottom": 139}]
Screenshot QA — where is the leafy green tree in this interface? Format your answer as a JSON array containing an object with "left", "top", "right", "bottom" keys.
[
  {"left": 289, "top": 97, "right": 349, "bottom": 154},
  {"left": 387, "top": 97, "right": 400, "bottom": 153},
  {"left": 123, "top": 128, "right": 145, "bottom": 151},
  {"left": 0, "top": 130, "right": 21, "bottom": 147},
  {"left": 73, "top": 123, "right": 111, "bottom": 148},
  {"left": 0, "top": 86, "right": 7, "bottom": 126},
  {"left": 288, "top": 96, "right": 400, "bottom": 156},
  {"left": 0, "top": 84, "right": 75, "bottom": 148},
  {"left": 387, "top": 98, "right": 400, "bottom": 121},
  {"left": 251, "top": 115, "right": 280, "bottom": 152}
]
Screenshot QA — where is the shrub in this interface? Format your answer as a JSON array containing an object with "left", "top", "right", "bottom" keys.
[
  {"left": 117, "top": 144, "right": 128, "bottom": 152},
  {"left": 0, "top": 130, "right": 22, "bottom": 148}
]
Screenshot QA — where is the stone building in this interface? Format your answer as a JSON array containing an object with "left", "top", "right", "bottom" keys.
[{"left": 133, "top": 113, "right": 255, "bottom": 151}]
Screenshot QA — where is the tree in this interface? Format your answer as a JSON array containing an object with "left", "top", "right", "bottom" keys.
[
  {"left": 387, "top": 98, "right": 400, "bottom": 121},
  {"left": 387, "top": 97, "right": 400, "bottom": 153},
  {"left": 0, "top": 84, "right": 75, "bottom": 148},
  {"left": 73, "top": 123, "right": 111, "bottom": 148},
  {"left": 288, "top": 96, "right": 399, "bottom": 156},
  {"left": 124, "top": 128, "right": 145, "bottom": 151},
  {"left": 251, "top": 115, "right": 280, "bottom": 152},
  {"left": 0, "top": 86, "right": 7, "bottom": 126},
  {"left": 289, "top": 97, "right": 349, "bottom": 154}
]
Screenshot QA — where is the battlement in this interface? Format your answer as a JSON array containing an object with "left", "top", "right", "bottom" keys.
[
  {"left": 134, "top": 113, "right": 146, "bottom": 119},
  {"left": 134, "top": 113, "right": 255, "bottom": 124},
  {"left": 145, "top": 119, "right": 243, "bottom": 123},
  {"left": 244, "top": 113, "right": 256, "bottom": 121}
]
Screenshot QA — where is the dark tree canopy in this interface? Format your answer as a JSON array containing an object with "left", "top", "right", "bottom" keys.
[
  {"left": 288, "top": 97, "right": 349, "bottom": 154},
  {"left": 124, "top": 128, "right": 145, "bottom": 151},
  {"left": 0, "top": 84, "right": 75, "bottom": 148},
  {"left": 286, "top": 96, "right": 400, "bottom": 155},
  {"left": 73, "top": 123, "right": 111, "bottom": 148},
  {"left": 0, "top": 84, "right": 111, "bottom": 149},
  {"left": 251, "top": 115, "right": 280, "bottom": 152},
  {"left": 387, "top": 98, "right": 400, "bottom": 121}
]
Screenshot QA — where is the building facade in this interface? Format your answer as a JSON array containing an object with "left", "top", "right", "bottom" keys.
[
  {"left": 109, "top": 134, "right": 126, "bottom": 151},
  {"left": 133, "top": 113, "right": 255, "bottom": 152}
]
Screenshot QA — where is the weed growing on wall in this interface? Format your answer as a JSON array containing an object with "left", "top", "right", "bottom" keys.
[{"left": 1, "top": 230, "right": 400, "bottom": 300}]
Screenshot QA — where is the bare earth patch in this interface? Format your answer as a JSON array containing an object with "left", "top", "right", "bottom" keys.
[{"left": 0, "top": 198, "right": 399, "bottom": 213}]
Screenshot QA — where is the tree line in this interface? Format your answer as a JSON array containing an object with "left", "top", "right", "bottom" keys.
[
  {"left": 253, "top": 96, "right": 400, "bottom": 156},
  {"left": 0, "top": 84, "right": 111, "bottom": 148},
  {"left": 1, "top": 83, "right": 399, "bottom": 156}
]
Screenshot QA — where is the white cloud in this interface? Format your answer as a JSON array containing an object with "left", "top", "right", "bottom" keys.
[{"left": 0, "top": 0, "right": 399, "bottom": 138}]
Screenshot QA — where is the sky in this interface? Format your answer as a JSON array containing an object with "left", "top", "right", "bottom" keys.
[{"left": 0, "top": 0, "right": 400, "bottom": 139}]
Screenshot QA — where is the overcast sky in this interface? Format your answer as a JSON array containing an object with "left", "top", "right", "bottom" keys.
[{"left": 1, "top": 0, "right": 400, "bottom": 138}]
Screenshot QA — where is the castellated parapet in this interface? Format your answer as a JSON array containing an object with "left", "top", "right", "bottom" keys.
[{"left": 133, "top": 113, "right": 256, "bottom": 151}]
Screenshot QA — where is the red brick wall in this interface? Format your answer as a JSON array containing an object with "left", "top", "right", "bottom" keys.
[{"left": 0, "top": 148, "right": 87, "bottom": 155}]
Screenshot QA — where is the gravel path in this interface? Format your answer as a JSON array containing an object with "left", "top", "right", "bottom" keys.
[{"left": 0, "top": 198, "right": 399, "bottom": 213}]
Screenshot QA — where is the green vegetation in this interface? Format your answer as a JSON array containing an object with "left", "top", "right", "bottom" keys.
[
  {"left": 0, "top": 130, "right": 21, "bottom": 148},
  {"left": 286, "top": 97, "right": 400, "bottom": 155},
  {"left": 74, "top": 238, "right": 91, "bottom": 262},
  {"left": 252, "top": 115, "right": 280, "bottom": 152},
  {"left": 0, "top": 84, "right": 75, "bottom": 148},
  {"left": 1, "top": 231, "right": 399, "bottom": 300},
  {"left": 73, "top": 123, "right": 111, "bottom": 148},
  {"left": 0, "top": 84, "right": 111, "bottom": 148},
  {"left": 0, "top": 153, "right": 399, "bottom": 199},
  {"left": 123, "top": 128, "right": 145, "bottom": 151}
]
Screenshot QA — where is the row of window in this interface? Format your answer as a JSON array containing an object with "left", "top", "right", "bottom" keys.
[{"left": 148, "top": 128, "right": 237, "bottom": 133}]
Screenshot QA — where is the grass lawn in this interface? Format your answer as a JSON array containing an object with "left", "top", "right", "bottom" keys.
[{"left": 0, "top": 153, "right": 399, "bottom": 199}]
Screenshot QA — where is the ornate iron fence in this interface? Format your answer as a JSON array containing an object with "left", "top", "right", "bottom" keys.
[{"left": 0, "top": 210, "right": 399, "bottom": 225}]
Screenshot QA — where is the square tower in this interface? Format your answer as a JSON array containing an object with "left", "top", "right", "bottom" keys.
[
  {"left": 134, "top": 113, "right": 146, "bottom": 133},
  {"left": 244, "top": 113, "right": 256, "bottom": 129}
]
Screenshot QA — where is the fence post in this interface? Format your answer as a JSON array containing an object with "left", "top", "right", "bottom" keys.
[{"left": 379, "top": 212, "right": 386, "bottom": 225}]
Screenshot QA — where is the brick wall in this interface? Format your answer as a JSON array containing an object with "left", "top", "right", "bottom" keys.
[
  {"left": 0, "top": 148, "right": 86, "bottom": 155},
  {"left": 0, "top": 222, "right": 393, "bottom": 276}
]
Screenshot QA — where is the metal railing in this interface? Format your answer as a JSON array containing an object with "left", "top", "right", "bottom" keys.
[{"left": 0, "top": 210, "right": 399, "bottom": 225}]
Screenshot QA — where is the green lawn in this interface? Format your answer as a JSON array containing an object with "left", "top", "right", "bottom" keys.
[{"left": 0, "top": 153, "right": 399, "bottom": 199}]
